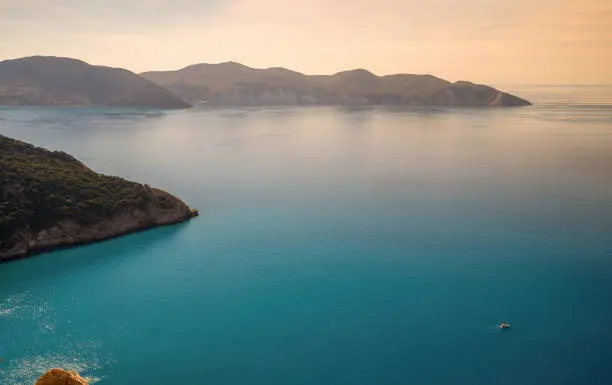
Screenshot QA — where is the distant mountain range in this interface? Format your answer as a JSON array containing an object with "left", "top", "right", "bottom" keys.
[
  {"left": 0, "top": 56, "right": 531, "bottom": 108},
  {"left": 141, "top": 62, "right": 532, "bottom": 107},
  {"left": 0, "top": 56, "right": 189, "bottom": 109}
]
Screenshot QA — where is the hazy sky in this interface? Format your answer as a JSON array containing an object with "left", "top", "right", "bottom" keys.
[{"left": 1, "top": 0, "right": 611, "bottom": 84}]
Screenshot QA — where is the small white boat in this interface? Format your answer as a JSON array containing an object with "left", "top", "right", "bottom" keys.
[{"left": 499, "top": 323, "right": 511, "bottom": 329}]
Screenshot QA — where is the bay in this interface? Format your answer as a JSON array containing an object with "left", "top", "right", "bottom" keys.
[{"left": 1, "top": 86, "right": 612, "bottom": 385}]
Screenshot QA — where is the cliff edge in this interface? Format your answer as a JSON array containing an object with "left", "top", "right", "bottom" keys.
[{"left": 0, "top": 135, "right": 198, "bottom": 262}]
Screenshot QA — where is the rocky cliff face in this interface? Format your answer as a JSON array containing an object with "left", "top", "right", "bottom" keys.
[
  {"left": 0, "top": 188, "right": 197, "bottom": 262},
  {"left": 0, "top": 56, "right": 191, "bottom": 109},
  {"left": 36, "top": 369, "right": 89, "bottom": 385}
]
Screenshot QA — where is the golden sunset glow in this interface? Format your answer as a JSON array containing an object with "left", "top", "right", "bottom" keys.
[{"left": 1, "top": 0, "right": 611, "bottom": 84}]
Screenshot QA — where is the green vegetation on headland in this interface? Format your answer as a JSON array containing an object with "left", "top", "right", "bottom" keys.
[{"left": 0, "top": 135, "right": 197, "bottom": 261}]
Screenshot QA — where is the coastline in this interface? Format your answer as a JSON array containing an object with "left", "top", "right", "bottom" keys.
[{"left": 0, "top": 192, "right": 199, "bottom": 264}]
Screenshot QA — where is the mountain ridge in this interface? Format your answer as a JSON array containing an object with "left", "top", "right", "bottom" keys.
[
  {"left": 0, "top": 56, "right": 190, "bottom": 108},
  {"left": 141, "top": 62, "right": 531, "bottom": 107}
]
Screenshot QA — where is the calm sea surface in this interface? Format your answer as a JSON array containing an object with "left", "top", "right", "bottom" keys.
[{"left": 1, "top": 86, "right": 611, "bottom": 385}]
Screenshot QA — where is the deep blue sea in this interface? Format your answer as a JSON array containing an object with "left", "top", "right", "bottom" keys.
[{"left": 1, "top": 86, "right": 612, "bottom": 385}]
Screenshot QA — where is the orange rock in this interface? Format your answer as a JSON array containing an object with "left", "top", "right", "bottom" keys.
[{"left": 35, "top": 369, "right": 89, "bottom": 385}]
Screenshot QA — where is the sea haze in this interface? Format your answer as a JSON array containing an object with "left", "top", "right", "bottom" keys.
[{"left": 1, "top": 86, "right": 611, "bottom": 385}]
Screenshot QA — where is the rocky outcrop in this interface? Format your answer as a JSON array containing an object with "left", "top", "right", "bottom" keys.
[
  {"left": 0, "top": 188, "right": 198, "bottom": 262},
  {"left": 0, "top": 56, "right": 191, "bottom": 109},
  {"left": 35, "top": 369, "right": 89, "bottom": 385},
  {"left": 141, "top": 62, "right": 531, "bottom": 107}
]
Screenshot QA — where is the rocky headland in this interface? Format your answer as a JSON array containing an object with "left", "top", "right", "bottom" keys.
[{"left": 0, "top": 135, "right": 198, "bottom": 262}]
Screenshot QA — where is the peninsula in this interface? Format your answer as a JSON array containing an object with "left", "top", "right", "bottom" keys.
[
  {"left": 0, "top": 135, "right": 198, "bottom": 262},
  {"left": 141, "top": 62, "right": 531, "bottom": 107},
  {"left": 0, "top": 56, "right": 190, "bottom": 109}
]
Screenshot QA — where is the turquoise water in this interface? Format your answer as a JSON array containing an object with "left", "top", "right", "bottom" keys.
[{"left": 1, "top": 86, "right": 612, "bottom": 385}]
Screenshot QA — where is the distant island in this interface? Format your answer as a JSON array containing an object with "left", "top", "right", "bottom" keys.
[
  {"left": 141, "top": 62, "right": 532, "bottom": 107},
  {"left": 0, "top": 56, "right": 190, "bottom": 109},
  {"left": 0, "top": 135, "right": 198, "bottom": 262},
  {"left": 0, "top": 56, "right": 531, "bottom": 108}
]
